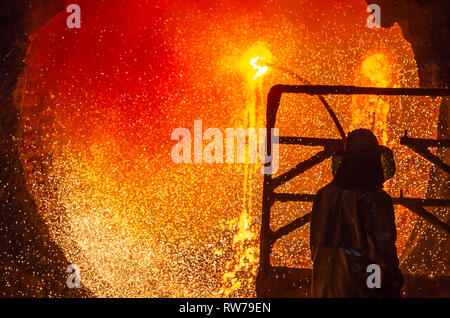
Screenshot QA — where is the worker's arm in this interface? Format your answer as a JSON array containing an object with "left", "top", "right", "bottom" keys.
[{"left": 363, "top": 190, "right": 404, "bottom": 297}]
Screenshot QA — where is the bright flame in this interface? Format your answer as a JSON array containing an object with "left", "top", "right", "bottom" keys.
[
  {"left": 239, "top": 42, "right": 272, "bottom": 85},
  {"left": 250, "top": 57, "right": 268, "bottom": 79}
]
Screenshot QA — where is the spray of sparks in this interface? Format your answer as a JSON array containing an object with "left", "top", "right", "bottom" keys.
[
  {"left": 16, "top": 0, "right": 446, "bottom": 297},
  {"left": 217, "top": 43, "right": 271, "bottom": 297}
]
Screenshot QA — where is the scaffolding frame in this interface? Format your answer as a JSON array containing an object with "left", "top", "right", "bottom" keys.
[{"left": 256, "top": 85, "right": 450, "bottom": 297}]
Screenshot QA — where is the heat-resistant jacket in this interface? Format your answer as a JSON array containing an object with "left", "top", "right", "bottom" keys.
[{"left": 310, "top": 183, "right": 404, "bottom": 297}]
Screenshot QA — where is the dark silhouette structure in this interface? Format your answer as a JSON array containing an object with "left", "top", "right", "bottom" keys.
[
  {"left": 310, "top": 128, "right": 403, "bottom": 297},
  {"left": 256, "top": 85, "right": 450, "bottom": 297}
]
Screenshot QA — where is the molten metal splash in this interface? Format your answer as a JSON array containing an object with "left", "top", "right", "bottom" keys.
[
  {"left": 240, "top": 43, "right": 272, "bottom": 88},
  {"left": 217, "top": 44, "right": 271, "bottom": 297},
  {"left": 351, "top": 53, "right": 393, "bottom": 145},
  {"left": 250, "top": 57, "right": 269, "bottom": 79}
]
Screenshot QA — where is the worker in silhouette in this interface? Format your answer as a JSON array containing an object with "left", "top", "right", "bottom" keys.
[{"left": 310, "top": 129, "right": 404, "bottom": 297}]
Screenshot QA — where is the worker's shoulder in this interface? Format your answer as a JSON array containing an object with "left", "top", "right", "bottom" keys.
[
  {"left": 361, "top": 188, "right": 393, "bottom": 206},
  {"left": 314, "top": 182, "right": 337, "bottom": 199},
  {"left": 372, "top": 188, "right": 393, "bottom": 201}
]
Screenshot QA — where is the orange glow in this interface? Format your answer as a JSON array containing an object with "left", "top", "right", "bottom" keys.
[
  {"left": 351, "top": 53, "right": 394, "bottom": 145},
  {"left": 217, "top": 209, "right": 259, "bottom": 297},
  {"left": 16, "top": 1, "right": 442, "bottom": 297},
  {"left": 361, "top": 53, "right": 392, "bottom": 88}
]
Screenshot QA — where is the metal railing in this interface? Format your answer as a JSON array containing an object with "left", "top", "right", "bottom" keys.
[{"left": 256, "top": 85, "right": 450, "bottom": 297}]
